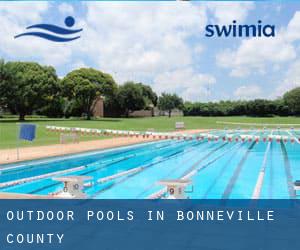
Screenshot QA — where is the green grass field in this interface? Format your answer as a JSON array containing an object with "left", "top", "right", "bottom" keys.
[{"left": 1, "top": 116, "right": 300, "bottom": 149}]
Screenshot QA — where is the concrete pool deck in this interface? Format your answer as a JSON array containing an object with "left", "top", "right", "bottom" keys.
[{"left": 0, "top": 129, "right": 206, "bottom": 165}]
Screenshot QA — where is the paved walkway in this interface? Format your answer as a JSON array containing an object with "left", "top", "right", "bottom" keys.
[{"left": 0, "top": 129, "right": 205, "bottom": 165}]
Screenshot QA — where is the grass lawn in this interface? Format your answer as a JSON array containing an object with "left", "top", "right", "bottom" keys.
[{"left": 1, "top": 116, "right": 300, "bottom": 149}]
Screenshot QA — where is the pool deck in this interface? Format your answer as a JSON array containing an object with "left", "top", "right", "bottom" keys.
[
  {"left": 0, "top": 129, "right": 206, "bottom": 165},
  {"left": 0, "top": 192, "right": 54, "bottom": 199}
]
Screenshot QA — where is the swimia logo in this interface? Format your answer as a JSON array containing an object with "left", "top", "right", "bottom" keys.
[
  {"left": 205, "top": 20, "right": 275, "bottom": 38},
  {"left": 14, "top": 16, "right": 83, "bottom": 42}
]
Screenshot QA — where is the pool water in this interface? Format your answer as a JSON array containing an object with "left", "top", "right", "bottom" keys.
[{"left": 0, "top": 130, "right": 299, "bottom": 199}]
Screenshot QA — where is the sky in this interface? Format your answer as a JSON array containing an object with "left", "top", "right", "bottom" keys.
[{"left": 0, "top": 1, "right": 300, "bottom": 102}]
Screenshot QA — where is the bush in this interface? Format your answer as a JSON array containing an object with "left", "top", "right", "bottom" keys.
[{"left": 183, "top": 99, "right": 288, "bottom": 117}]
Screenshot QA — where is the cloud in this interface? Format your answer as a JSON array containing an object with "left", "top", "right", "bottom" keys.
[
  {"left": 207, "top": 2, "right": 255, "bottom": 24},
  {"left": 216, "top": 11, "right": 300, "bottom": 78},
  {"left": 0, "top": 2, "right": 49, "bottom": 23},
  {"left": 153, "top": 68, "right": 216, "bottom": 101},
  {"left": 217, "top": 34, "right": 296, "bottom": 77},
  {"left": 78, "top": 2, "right": 207, "bottom": 83},
  {"left": 58, "top": 3, "right": 74, "bottom": 15},
  {"left": 286, "top": 11, "right": 300, "bottom": 42},
  {"left": 1, "top": 2, "right": 299, "bottom": 102},
  {"left": 0, "top": 2, "right": 77, "bottom": 67},
  {"left": 273, "top": 60, "right": 300, "bottom": 98},
  {"left": 234, "top": 85, "right": 262, "bottom": 100},
  {"left": 0, "top": 2, "right": 212, "bottom": 99},
  {"left": 193, "top": 44, "right": 204, "bottom": 55}
]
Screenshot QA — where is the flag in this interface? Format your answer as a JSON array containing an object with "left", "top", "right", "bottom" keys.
[{"left": 19, "top": 124, "right": 36, "bottom": 141}]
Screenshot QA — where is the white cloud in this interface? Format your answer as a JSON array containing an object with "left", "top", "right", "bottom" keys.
[
  {"left": 0, "top": 2, "right": 212, "bottom": 93},
  {"left": 0, "top": 2, "right": 48, "bottom": 23},
  {"left": 0, "top": 2, "right": 77, "bottom": 67},
  {"left": 234, "top": 85, "right": 262, "bottom": 100},
  {"left": 62, "top": 61, "right": 89, "bottom": 78},
  {"left": 71, "top": 61, "right": 88, "bottom": 70},
  {"left": 78, "top": 2, "right": 207, "bottom": 83},
  {"left": 3, "top": 1, "right": 298, "bottom": 102},
  {"left": 286, "top": 11, "right": 300, "bottom": 42},
  {"left": 193, "top": 44, "right": 204, "bottom": 55},
  {"left": 273, "top": 60, "right": 300, "bottom": 98},
  {"left": 153, "top": 68, "right": 216, "bottom": 101},
  {"left": 58, "top": 3, "right": 74, "bottom": 15},
  {"left": 217, "top": 33, "right": 296, "bottom": 77},
  {"left": 207, "top": 2, "right": 255, "bottom": 24},
  {"left": 216, "top": 11, "right": 300, "bottom": 78}
]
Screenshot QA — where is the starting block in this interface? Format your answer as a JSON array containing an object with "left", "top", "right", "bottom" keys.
[
  {"left": 53, "top": 176, "right": 91, "bottom": 199},
  {"left": 158, "top": 179, "right": 192, "bottom": 199},
  {"left": 294, "top": 180, "right": 300, "bottom": 196}
]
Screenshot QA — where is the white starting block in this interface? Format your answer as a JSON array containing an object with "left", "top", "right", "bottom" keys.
[
  {"left": 53, "top": 176, "right": 91, "bottom": 199},
  {"left": 294, "top": 181, "right": 300, "bottom": 196},
  {"left": 175, "top": 122, "right": 185, "bottom": 130},
  {"left": 158, "top": 179, "right": 192, "bottom": 199},
  {"left": 60, "top": 132, "right": 80, "bottom": 144}
]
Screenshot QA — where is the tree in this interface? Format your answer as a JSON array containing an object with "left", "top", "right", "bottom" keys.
[
  {"left": 117, "top": 82, "right": 146, "bottom": 117},
  {"left": 273, "top": 99, "right": 290, "bottom": 116},
  {"left": 0, "top": 61, "right": 59, "bottom": 121},
  {"left": 158, "top": 93, "right": 183, "bottom": 118},
  {"left": 283, "top": 87, "right": 300, "bottom": 115},
  {"left": 0, "top": 59, "right": 9, "bottom": 109},
  {"left": 138, "top": 83, "right": 158, "bottom": 107},
  {"left": 61, "top": 68, "right": 117, "bottom": 120}
]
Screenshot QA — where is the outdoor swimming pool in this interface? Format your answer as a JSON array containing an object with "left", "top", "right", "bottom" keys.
[{"left": 0, "top": 129, "right": 299, "bottom": 199}]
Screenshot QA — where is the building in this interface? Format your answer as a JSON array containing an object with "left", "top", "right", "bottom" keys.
[{"left": 91, "top": 96, "right": 104, "bottom": 117}]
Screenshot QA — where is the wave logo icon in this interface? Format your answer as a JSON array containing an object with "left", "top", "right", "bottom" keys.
[{"left": 14, "top": 16, "right": 82, "bottom": 42}]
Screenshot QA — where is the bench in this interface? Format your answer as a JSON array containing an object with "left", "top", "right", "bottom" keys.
[{"left": 175, "top": 122, "right": 185, "bottom": 130}]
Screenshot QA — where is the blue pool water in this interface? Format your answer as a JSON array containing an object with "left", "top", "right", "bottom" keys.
[{"left": 0, "top": 130, "right": 299, "bottom": 199}]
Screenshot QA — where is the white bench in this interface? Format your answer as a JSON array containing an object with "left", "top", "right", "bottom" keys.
[
  {"left": 175, "top": 122, "right": 185, "bottom": 130},
  {"left": 60, "top": 132, "right": 79, "bottom": 144}
]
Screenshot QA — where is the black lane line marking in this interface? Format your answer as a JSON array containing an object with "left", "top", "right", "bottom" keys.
[
  {"left": 2, "top": 140, "right": 177, "bottom": 182},
  {"left": 91, "top": 142, "right": 204, "bottom": 198},
  {"left": 29, "top": 182, "right": 61, "bottom": 195},
  {"left": 135, "top": 142, "right": 222, "bottom": 198},
  {"left": 81, "top": 140, "right": 197, "bottom": 176},
  {"left": 0, "top": 145, "right": 147, "bottom": 186},
  {"left": 136, "top": 142, "right": 230, "bottom": 199},
  {"left": 180, "top": 142, "right": 228, "bottom": 177},
  {"left": 280, "top": 141, "right": 295, "bottom": 198},
  {"left": 3, "top": 145, "right": 139, "bottom": 175},
  {"left": 28, "top": 157, "right": 129, "bottom": 194},
  {"left": 222, "top": 142, "right": 256, "bottom": 199},
  {"left": 27, "top": 141, "right": 196, "bottom": 195},
  {"left": 202, "top": 143, "right": 246, "bottom": 199}
]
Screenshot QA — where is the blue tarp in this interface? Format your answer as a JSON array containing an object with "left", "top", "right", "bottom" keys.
[{"left": 19, "top": 123, "right": 36, "bottom": 141}]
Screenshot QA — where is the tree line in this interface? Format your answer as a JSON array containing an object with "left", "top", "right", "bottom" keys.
[
  {"left": 184, "top": 89, "right": 300, "bottom": 117},
  {"left": 0, "top": 60, "right": 183, "bottom": 120},
  {"left": 0, "top": 60, "right": 299, "bottom": 120}
]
